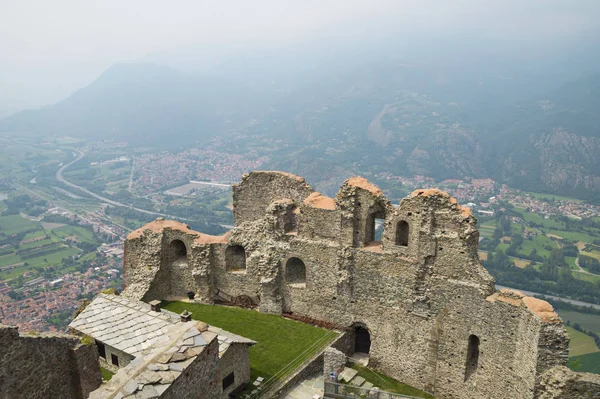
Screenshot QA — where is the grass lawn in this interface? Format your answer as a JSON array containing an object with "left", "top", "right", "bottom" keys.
[
  {"left": 569, "top": 352, "right": 600, "bottom": 374},
  {"left": 565, "top": 326, "right": 600, "bottom": 356},
  {"left": 162, "top": 301, "right": 339, "bottom": 391},
  {"left": 348, "top": 362, "right": 434, "bottom": 399},
  {"left": 557, "top": 310, "right": 600, "bottom": 335}
]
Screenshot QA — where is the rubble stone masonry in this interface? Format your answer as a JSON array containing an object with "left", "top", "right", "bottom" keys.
[
  {"left": 0, "top": 325, "right": 101, "bottom": 399},
  {"left": 122, "top": 171, "right": 600, "bottom": 399}
]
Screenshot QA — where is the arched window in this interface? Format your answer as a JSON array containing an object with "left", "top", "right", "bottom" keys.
[
  {"left": 285, "top": 257, "right": 306, "bottom": 285},
  {"left": 365, "top": 210, "right": 386, "bottom": 244},
  {"left": 396, "top": 220, "right": 409, "bottom": 247},
  {"left": 225, "top": 245, "right": 246, "bottom": 271},
  {"left": 170, "top": 240, "right": 187, "bottom": 260},
  {"left": 464, "top": 334, "right": 480, "bottom": 381}
]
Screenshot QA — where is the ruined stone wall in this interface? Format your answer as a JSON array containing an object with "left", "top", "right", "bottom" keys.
[
  {"left": 122, "top": 171, "right": 600, "bottom": 399},
  {"left": 232, "top": 171, "right": 314, "bottom": 226},
  {"left": 537, "top": 366, "right": 600, "bottom": 398},
  {"left": 0, "top": 325, "right": 101, "bottom": 399},
  {"left": 218, "top": 343, "right": 252, "bottom": 397}
]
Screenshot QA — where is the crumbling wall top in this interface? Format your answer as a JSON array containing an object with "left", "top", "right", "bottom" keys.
[
  {"left": 127, "top": 219, "right": 228, "bottom": 244},
  {"left": 303, "top": 192, "right": 336, "bottom": 210},
  {"left": 486, "top": 289, "right": 561, "bottom": 323},
  {"left": 346, "top": 177, "right": 383, "bottom": 196},
  {"left": 410, "top": 188, "right": 473, "bottom": 218}
]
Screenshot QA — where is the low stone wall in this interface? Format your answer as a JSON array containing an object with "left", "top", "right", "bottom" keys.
[
  {"left": 0, "top": 325, "right": 101, "bottom": 399},
  {"left": 268, "top": 331, "right": 347, "bottom": 398}
]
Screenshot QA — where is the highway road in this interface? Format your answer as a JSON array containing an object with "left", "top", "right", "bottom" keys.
[{"left": 56, "top": 149, "right": 183, "bottom": 220}]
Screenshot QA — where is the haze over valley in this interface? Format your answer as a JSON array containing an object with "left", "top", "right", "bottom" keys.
[{"left": 1, "top": 0, "right": 600, "bottom": 382}]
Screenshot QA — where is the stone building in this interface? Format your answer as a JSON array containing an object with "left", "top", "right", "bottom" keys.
[
  {"left": 0, "top": 324, "right": 101, "bottom": 399},
  {"left": 69, "top": 293, "right": 255, "bottom": 397},
  {"left": 121, "top": 171, "right": 600, "bottom": 399}
]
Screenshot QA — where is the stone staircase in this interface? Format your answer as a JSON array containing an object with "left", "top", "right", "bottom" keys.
[{"left": 337, "top": 366, "right": 379, "bottom": 391}]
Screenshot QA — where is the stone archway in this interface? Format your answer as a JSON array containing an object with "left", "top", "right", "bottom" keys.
[{"left": 354, "top": 325, "right": 371, "bottom": 354}]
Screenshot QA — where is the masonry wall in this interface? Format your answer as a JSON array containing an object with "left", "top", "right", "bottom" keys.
[
  {"left": 122, "top": 171, "right": 599, "bottom": 399},
  {"left": 218, "top": 343, "right": 252, "bottom": 397},
  {"left": 0, "top": 325, "right": 101, "bottom": 399},
  {"left": 161, "top": 337, "right": 222, "bottom": 399}
]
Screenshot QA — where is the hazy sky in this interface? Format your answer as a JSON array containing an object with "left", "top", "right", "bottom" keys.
[{"left": 1, "top": 0, "right": 599, "bottom": 113}]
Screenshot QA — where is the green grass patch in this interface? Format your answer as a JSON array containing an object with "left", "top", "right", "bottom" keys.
[
  {"left": 582, "top": 250, "right": 600, "bottom": 260},
  {"left": 521, "top": 212, "right": 564, "bottom": 230},
  {"left": 100, "top": 367, "right": 114, "bottom": 381},
  {"left": 52, "top": 225, "right": 95, "bottom": 243},
  {"left": 348, "top": 362, "right": 434, "bottom": 399},
  {"left": 162, "top": 301, "right": 338, "bottom": 390},
  {"left": 21, "top": 230, "right": 46, "bottom": 241},
  {"left": 519, "top": 235, "right": 556, "bottom": 258},
  {"left": 565, "top": 256, "right": 577, "bottom": 270},
  {"left": 573, "top": 272, "right": 600, "bottom": 284},
  {"left": 547, "top": 229, "right": 598, "bottom": 244},
  {"left": 19, "top": 238, "right": 54, "bottom": 250},
  {"left": 569, "top": 352, "right": 600, "bottom": 374},
  {"left": 557, "top": 310, "right": 600, "bottom": 335},
  {"left": 523, "top": 191, "right": 583, "bottom": 204},
  {"left": 0, "top": 215, "right": 39, "bottom": 235},
  {"left": 565, "top": 326, "right": 600, "bottom": 356}
]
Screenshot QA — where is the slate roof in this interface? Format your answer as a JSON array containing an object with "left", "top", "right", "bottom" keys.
[
  {"left": 69, "top": 294, "right": 255, "bottom": 359},
  {"left": 89, "top": 320, "right": 216, "bottom": 399}
]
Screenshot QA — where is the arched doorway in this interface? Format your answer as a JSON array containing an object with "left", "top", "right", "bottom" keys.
[{"left": 354, "top": 326, "right": 371, "bottom": 354}]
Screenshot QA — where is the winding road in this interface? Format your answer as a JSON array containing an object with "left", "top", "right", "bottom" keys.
[{"left": 56, "top": 149, "right": 183, "bottom": 220}]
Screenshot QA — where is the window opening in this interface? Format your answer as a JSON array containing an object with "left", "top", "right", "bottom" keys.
[
  {"left": 225, "top": 245, "right": 246, "bottom": 271},
  {"left": 464, "top": 335, "right": 480, "bottom": 381},
  {"left": 396, "top": 220, "right": 409, "bottom": 246}
]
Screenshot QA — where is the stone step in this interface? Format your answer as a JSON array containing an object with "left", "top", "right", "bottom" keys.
[
  {"left": 350, "top": 375, "right": 365, "bottom": 386},
  {"left": 338, "top": 368, "right": 358, "bottom": 383}
]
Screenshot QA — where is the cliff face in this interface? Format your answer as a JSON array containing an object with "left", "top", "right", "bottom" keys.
[{"left": 534, "top": 130, "right": 600, "bottom": 192}]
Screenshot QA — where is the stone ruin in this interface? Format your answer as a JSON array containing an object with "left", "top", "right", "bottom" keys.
[{"left": 121, "top": 171, "right": 600, "bottom": 399}]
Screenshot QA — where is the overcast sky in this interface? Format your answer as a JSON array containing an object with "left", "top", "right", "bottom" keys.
[{"left": 1, "top": 0, "right": 599, "bottom": 114}]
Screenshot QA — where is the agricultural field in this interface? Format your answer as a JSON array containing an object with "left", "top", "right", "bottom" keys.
[
  {"left": 558, "top": 310, "right": 600, "bottom": 335},
  {"left": 565, "top": 326, "right": 599, "bottom": 356},
  {"left": 570, "top": 352, "right": 600, "bottom": 374},
  {"left": 0, "top": 211, "right": 100, "bottom": 283},
  {"left": 0, "top": 214, "right": 38, "bottom": 235}
]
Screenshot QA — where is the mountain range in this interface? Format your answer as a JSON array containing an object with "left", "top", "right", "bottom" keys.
[{"left": 1, "top": 58, "right": 599, "bottom": 200}]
